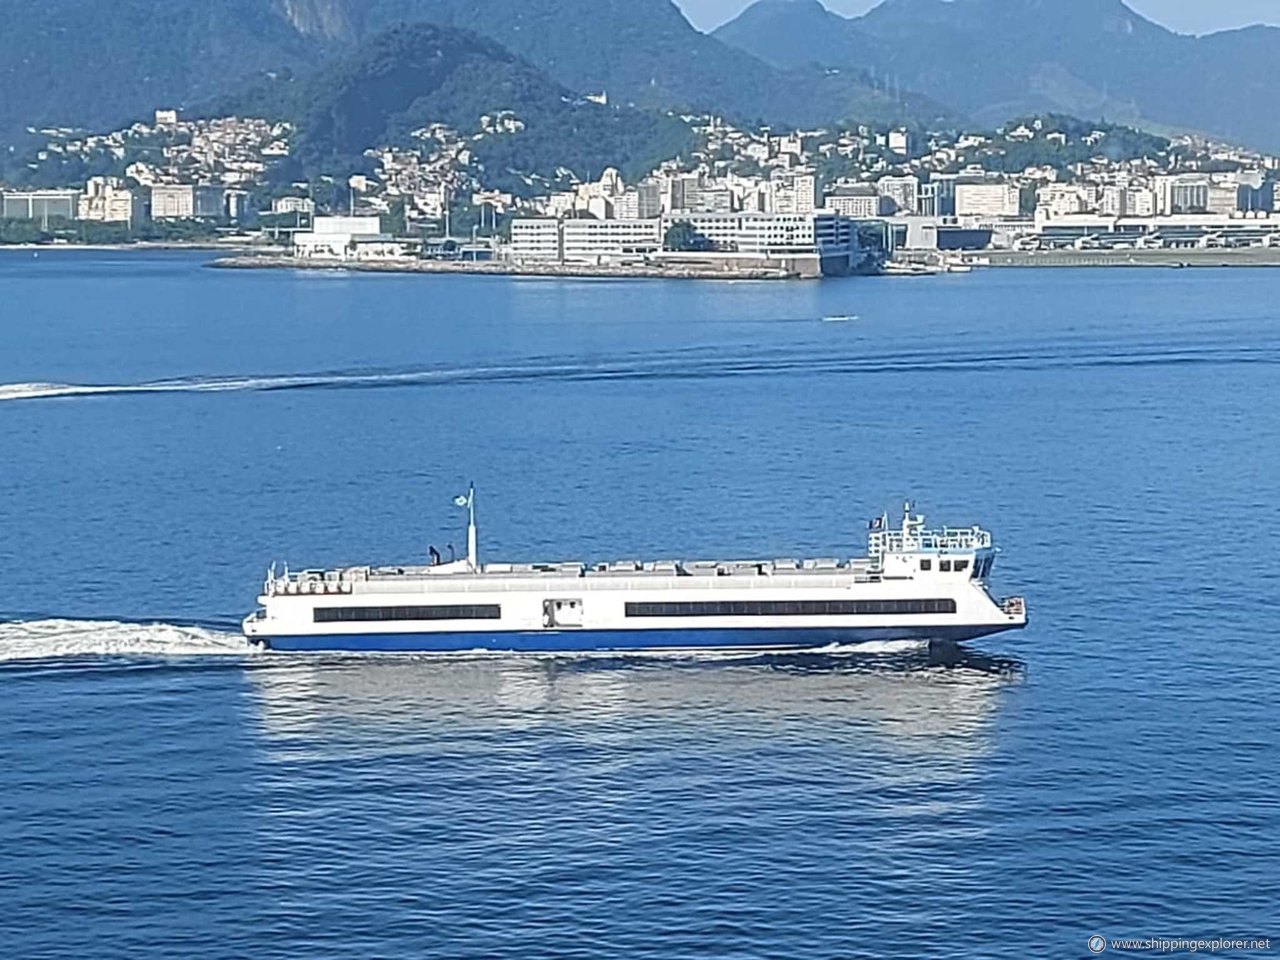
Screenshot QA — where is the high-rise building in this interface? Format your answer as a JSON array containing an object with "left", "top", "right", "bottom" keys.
[
  {"left": 636, "top": 179, "right": 662, "bottom": 219},
  {"left": 613, "top": 191, "right": 640, "bottom": 220},
  {"left": 769, "top": 169, "right": 818, "bottom": 214},
  {"left": 824, "top": 184, "right": 881, "bottom": 219},
  {"left": 919, "top": 175, "right": 958, "bottom": 217},
  {"left": 954, "top": 181, "right": 1021, "bottom": 218}
]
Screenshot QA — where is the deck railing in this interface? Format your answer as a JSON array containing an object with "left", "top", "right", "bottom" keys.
[{"left": 869, "top": 527, "right": 992, "bottom": 556}]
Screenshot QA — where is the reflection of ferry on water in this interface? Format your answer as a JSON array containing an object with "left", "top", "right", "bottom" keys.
[
  {"left": 243, "top": 493, "right": 1027, "bottom": 654},
  {"left": 245, "top": 644, "right": 1025, "bottom": 754}
]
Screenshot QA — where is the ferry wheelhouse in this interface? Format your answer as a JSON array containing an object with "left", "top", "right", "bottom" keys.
[{"left": 242, "top": 491, "right": 1027, "bottom": 653}]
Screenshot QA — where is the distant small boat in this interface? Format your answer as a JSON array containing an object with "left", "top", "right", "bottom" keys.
[
  {"left": 822, "top": 314, "right": 859, "bottom": 323},
  {"left": 881, "top": 261, "right": 939, "bottom": 277}
]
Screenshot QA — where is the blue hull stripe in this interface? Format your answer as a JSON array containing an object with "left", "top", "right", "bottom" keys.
[{"left": 257, "top": 626, "right": 1008, "bottom": 653}]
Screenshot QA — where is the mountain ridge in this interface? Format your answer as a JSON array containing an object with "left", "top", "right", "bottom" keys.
[
  {"left": 0, "top": 0, "right": 952, "bottom": 149},
  {"left": 714, "top": 0, "right": 1280, "bottom": 150}
]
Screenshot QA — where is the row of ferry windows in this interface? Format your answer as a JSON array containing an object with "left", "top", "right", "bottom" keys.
[
  {"left": 624, "top": 599, "right": 957, "bottom": 618},
  {"left": 314, "top": 604, "right": 502, "bottom": 623}
]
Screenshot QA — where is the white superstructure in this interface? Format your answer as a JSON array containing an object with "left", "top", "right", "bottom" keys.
[{"left": 243, "top": 493, "right": 1027, "bottom": 654}]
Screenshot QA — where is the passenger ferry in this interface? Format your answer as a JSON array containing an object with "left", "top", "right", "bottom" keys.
[{"left": 242, "top": 490, "right": 1027, "bottom": 653}]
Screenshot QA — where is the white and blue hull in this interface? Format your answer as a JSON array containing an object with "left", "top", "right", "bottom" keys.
[{"left": 258, "top": 624, "right": 1014, "bottom": 654}]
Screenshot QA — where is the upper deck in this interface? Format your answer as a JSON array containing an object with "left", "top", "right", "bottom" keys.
[{"left": 260, "top": 502, "right": 999, "bottom": 600}]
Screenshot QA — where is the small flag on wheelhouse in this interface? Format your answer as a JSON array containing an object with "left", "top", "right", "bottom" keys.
[{"left": 869, "top": 516, "right": 885, "bottom": 531}]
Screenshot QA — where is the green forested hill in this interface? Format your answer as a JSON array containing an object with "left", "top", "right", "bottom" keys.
[{"left": 210, "top": 23, "right": 697, "bottom": 193}]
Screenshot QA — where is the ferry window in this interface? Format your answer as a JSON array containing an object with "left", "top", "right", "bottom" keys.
[
  {"left": 624, "top": 599, "right": 956, "bottom": 618},
  {"left": 920, "top": 559, "right": 932, "bottom": 571},
  {"left": 939, "top": 560, "right": 952, "bottom": 572},
  {"left": 315, "top": 604, "right": 501, "bottom": 623},
  {"left": 955, "top": 560, "right": 969, "bottom": 573}
]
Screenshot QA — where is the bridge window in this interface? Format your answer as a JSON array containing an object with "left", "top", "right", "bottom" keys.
[
  {"left": 920, "top": 559, "right": 932, "bottom": 571},
  {"left": 954, "top": 560, "right": 969, "bottom": 573},
  {"left": 939, "top": 560, "right": 952, "bottom": 572}
]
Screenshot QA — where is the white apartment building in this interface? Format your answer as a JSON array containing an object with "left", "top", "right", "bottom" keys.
[
  {"left": 78, "top": 177, "right": 147, "bottom": 225},
  {"left": 614, "top": 192, "right": 640, "bottom": 220},
  {"left": 769, "top": 170, "right": 818, "bottom": 215},
  {"left": 1095, "top": 184, "right": 1158, "bottom": 218},
  {"left": 151, "top": 184, "right": 226, "bottom": 219},
  {"left": 954, "top": 182, "right": 1021, "bottom": 218},
  {"left": 1038, "top": 183, "right": 1088, "bottom": 218},
  {"left": 825, "top": 185, "right": 881, "bottom": 219}
]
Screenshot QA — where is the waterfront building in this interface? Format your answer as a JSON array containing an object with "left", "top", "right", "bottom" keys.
[
  {"left": 562, "top": 219, "right": 662, "bottom": 263},
  {"left": 507, "top": 212, "right": 872, "bottom": 276},
  {"left": 151, "top": 184, "right": 226, "bottom": 219},
  {"left": 78, "top": 177, "right": 148, "bottom": 225},
  {"left": 292, "top": 215, "right": 411, "bottom": 260},
  {"left": 1, "top": 189, "right": 79, "bottom": 222},
  {"left": 510, "top": 219, "right": 564, "bottom": 262},
  {"left": 1019, "top": 212, "right": 1280, "bottom": 251}
]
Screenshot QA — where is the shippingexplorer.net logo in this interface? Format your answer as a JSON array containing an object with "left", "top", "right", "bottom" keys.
[{"left": 1088, "top": 935, "right": 1274, "bottom": 954}]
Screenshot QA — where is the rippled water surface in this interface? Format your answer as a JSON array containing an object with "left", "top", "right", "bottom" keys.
[{"left": 2, "top": 251, "right": 1278, "bottom": 958}]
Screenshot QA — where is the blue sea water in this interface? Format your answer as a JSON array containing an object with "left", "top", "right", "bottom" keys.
[{"left": 1, "top": 250, "right": 1278, "bottom": 958}]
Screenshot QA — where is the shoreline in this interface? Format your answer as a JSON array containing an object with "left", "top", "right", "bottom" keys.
[
  {"left": 972, "top": 248, "right": 1280, "bottom": 268},
  {"left": 0, "top": 241, "right": 271, "bottom": 253},
  {"left": 208, "top": 254, "right": 803, "bottom": 281}
]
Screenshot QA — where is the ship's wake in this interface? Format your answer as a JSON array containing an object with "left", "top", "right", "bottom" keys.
[
  {"left": 0, "top": 619, "right": 256, "bottom": 662},
  {"left": 1, "top": 340, "right": 1276, "bottom": 404}
]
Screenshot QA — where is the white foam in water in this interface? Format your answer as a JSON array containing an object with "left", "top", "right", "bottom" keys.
[
  {"left": 0, "top": 366, "right": 539, "bottom": 403},
  {"left": 812, "top": 639, "right": 932, "bottom": 655},
  {"left": 0, "top": 619, "right": 256, "bottom": 662}
]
